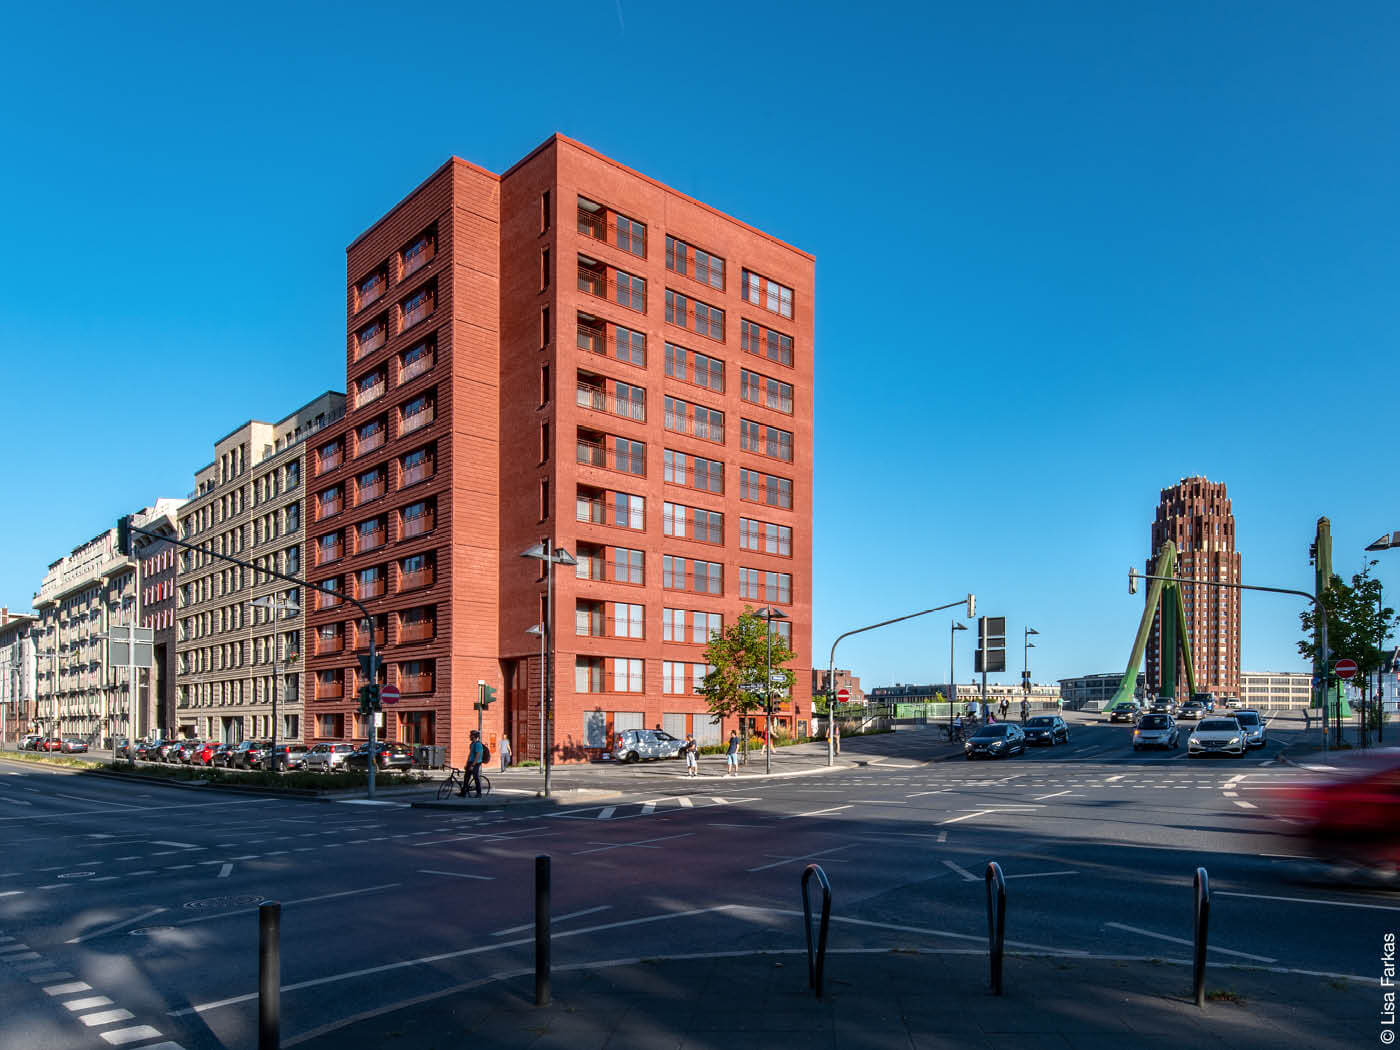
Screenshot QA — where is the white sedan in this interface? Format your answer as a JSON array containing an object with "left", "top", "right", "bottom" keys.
[{"left": 1187, "top": 717, "right": 1246, "bottom": 758}]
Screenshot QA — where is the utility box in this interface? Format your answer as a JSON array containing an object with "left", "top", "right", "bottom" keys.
[{"left": 415, "top": 744, "right": 446, "bottom": 769}]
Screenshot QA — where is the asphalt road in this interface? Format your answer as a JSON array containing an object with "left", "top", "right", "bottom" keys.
[{"left": 0, "top": 713, "right": 1392, "bottom": 1050}]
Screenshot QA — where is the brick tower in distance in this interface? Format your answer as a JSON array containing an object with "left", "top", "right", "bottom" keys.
[{"left": 1146, "top": 477, "right": 1242, "bottom": 699}]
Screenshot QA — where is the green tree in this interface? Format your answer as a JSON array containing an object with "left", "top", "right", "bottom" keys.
[
  {"left": 701, "top": 608, "right": 796, "bottom": 757},
  {"left": 1298, "top": 562, "right": 1395, "bottom": 683}
]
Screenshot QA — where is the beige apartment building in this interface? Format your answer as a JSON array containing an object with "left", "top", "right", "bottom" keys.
[
  {"left": 1240, "top": 671, "right": 1313, "bottom": 708},
  {"left": 33, "top": 500, "right": 185, "bottom": 746},
  {"left": 175, "top": 392, "right": 344, "bottom": 743}
]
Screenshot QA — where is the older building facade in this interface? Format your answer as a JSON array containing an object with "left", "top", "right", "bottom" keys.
[
  {"left": 175, "top": 393, "right": 344, "bottom": 743},
  {"left": 305, "top": 134, "right": 814, "bottom": 767},
  {"left": 33, "top": 499, "right": 184, "bottom": 747},
  {"left": 1146, "top": 477, "right": 1242, "bottom": 699},
  {"left": 0, "top": 608, "right": 38, "bottom": 744}
]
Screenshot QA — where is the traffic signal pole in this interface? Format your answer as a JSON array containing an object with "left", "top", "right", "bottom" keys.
[{"left": 117, "top": 516, "right": 383, "bottom": 799}]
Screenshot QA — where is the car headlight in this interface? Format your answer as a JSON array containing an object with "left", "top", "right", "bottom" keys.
[
  {"left": 1229, "top": 737, "right": 1241, "bottom": 746},
  {"left": 990, "top": 741, "right": 1004, "bottom": 750}
]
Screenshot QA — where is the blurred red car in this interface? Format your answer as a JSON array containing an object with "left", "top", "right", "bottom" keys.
[
  {"left": 1269, "top": 750, "right": 1400, "bottom": 869},
  {"left": 39, "top": 738, "right": 64, "bottom": 752}
]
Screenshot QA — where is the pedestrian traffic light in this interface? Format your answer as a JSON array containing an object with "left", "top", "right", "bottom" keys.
[
  {"left": 116, "top": 515, "right": 133, "bottom": 557},
  {"left": 481, "top": 684, "right": 497, "bottom": 707}
]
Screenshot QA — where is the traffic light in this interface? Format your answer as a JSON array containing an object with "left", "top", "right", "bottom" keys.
[
  {"left": 481, "top": 684, "right": 497, "bottom": 707},
  {"left": 967, "top": 593, "right": 976, "bottom": 618},
  {"left": 357, "top": 683, "right": 380, "bottom": 714},
  {"left": 1129, "top": 568, "right": 1139, "bottom": 595},
  {"left": 116, "top": 515, "right": 133, "bottom": 557}
]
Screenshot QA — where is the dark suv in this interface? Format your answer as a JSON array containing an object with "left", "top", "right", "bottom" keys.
[
  {"left": 1109, "top": 702, "right": 1142, "bottom": 724},
  {"left": 343, "top": 742, "right": 415, "bottom": 772}
]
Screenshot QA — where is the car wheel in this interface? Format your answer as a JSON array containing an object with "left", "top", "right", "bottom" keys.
[{"left": 626, "top": 751, "right": 640, "bottom": 763}]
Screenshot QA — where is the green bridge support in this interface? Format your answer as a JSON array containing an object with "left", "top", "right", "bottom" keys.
[{"left": 1107, "top": 541, "right": 1198, "bottom": 711}]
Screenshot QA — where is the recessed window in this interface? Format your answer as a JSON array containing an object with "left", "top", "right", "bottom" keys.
[
  {"left": 739, "top": 468, "right": 792, "bottom": 508},
  {"left": 741, "top": 321, "right": 793, "bottom": 367},
  {"left": 400, "top": 446, "right": 435, "bottom": 487},
  {"left": 740, "top": 419, "right": 793, "bottom": 462},
  {"left": 355, "top": 416, "right": 387, "bottom": 456},
  {"left": 615, "top": 215, "right": 646, "bottom": 257},
  {"left": 400, "top": 284, "right": 435, "bottom": 331},
  {"left": 400, "top": 392, "right": 435, "bottom": 435},
  {"left": 665, "top": 236, "right": 724, "bottom": 291},
  {"left": 357, "top": 515, "right": 387, "bottom": 552},
  {"left": 400, "top": 499, "right": 435, "bottom": 539},
  {"left": 740, "top": 369, "right": 794, "bottom": 413},
  {"left": 355, "top": 316, "right": 388, "bottom": 360},
  {"left": 399, "top": 338, "right": 435, "bottom": 384},
  {"left": 401, "top": 227, "right": 435, "bottom": 279},
  {"left": 354, "top": 369, "right": 386, "bottom": 409},
  {"left": 742, "top": 269, "right": 794, "bottom": 319},
  {"left": 356, "top": 268, "right": 388, "bottom": 311},
  {"left": 356, "top": 466, "right": 386, "bottom": 505}
]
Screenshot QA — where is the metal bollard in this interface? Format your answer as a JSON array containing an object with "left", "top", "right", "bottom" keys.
[
  {"left": 1193, "top": 866, "right": 1210, "bottom": 1008},
  {"left": 985, "top": 862, "right": 1006, "bottom": 995},
  {"left": 800, "top": 863, "right": 832, "bottom": 998},
  {"left": 535, "top": 855, "right": 551, "bottom": 1006},
  {"left": 259, "top": 901, "right": 281, "bottom": 1050}
]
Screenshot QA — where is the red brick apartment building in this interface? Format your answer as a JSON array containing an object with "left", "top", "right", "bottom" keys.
[{"left": 304, "top": 135, "right": 814, "bottom": 767}]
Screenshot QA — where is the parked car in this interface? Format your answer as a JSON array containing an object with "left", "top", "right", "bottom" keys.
[
  {"left": 1178, "top": 701, "right": 1206, "bottom": 721},
  {"left": 1232, "top": 709, "right": 1267, "bottom": 749},
  {"left": 229, "top": 740, "right": 274, "bottom": 769},
  {"left": 186, "top": 741, "right": 217, "bottom": 766},
  {"left": 19, "top": 734, "right": 41, "bottom": 751},
  {"left": 60, "top": 738, "right": 89, "bottom": 754},
  {"left": 171, "top": 739, "right": 205, "bottom": 764},
  {"left": 611, "top": 728, "right": 685, "bottom": 763},
  {"left": 1188, "top": 717, "right": 1246, "bottom": 758},
  {"left": 1108, "top": 702, "right": 1142, "bottom": 724},
  {"left": 269, "top": 744, "right": 310, "bottom": 770},
  {"left": 210, "top": 743, "right": 236, "bottom": 768},
  {"left": 964, "top": 723, "right": 1026, "bottom": 759},
  {"left": 153, "top": 740, "right": 182, "bottom": 762},
  {"left": 39, "top": 737, "right": 64, "bottom": 752},
  {"left": 1022, "top": 716, "right": 1070, "bottom": 746},
  {"left": 1132, "top": 714, "right": 1180, "bottom": 750},
  {"left": 304, "top": 742, "right": 357, "bottom": 773},
  {"left": 343, "top": 741, "right": 415, "bottom": 772}
]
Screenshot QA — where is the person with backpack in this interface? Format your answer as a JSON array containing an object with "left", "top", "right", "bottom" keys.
[
  {"left": 683, "top": 734, "right": 699, "bottom": 777},
  {"left": 459, "top": 730, "right": 487, "bottom": 797}
]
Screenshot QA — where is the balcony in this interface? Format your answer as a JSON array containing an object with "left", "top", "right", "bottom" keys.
[
  {"left": 317, "top": 541, "right": 343, "bottom": 566},
  {"left": 400, "top": 348, "right": 434, "bottom": 384},
  {"left": 664, "top": 409, "right": 725, "bottom": 444},
  {"left": 358, "top": 275, "right": 386, "bottom": 311},
  {"left": 317, "top": 631, "right": 344, "bottom": 656},
  {"left": 402, "top": 292, "right": 434, "bottom": 330},
  {"left": 318, "top": 496, "right": 343, "bottom": 520},
  {"left": 400, "top": 671, "right": 435, "bottom": 694},
  {"left": 400, "top": 566, "right": 434, "bottom": 591},
  {"left": 576, "top": 494, "right": 605, "bottom": 525},
  {"left": 355, "top": 326, "right": 386, "bottom": 361},
  {"left": 357, "top": 479, "right": 386, "bottom": 505},
  {"left": 318, "top": 448, "right": 343, "bottom": 474},
  {"left": 401, "top": 403, "right": 434, "bottom": 436},
  {"left": 357, "top": 527, "right": 386, "bottom": 552},
  {"left": 315, "top": 676, "right": 343, "bottom": 701},
  {"left": 358, "top": 576, "right": 386, "bottom": 600},
  {"left": 356, "top": 426, "right": 386, "bottom": 457},
  {"left": 577, "top": 322, "right": 605, "bottom": 355},
  {"left": 402, "top": 236, "right": 434, "bottom": 278},
  {"left": 401, "top": 457, "right": 435, "bottom": 487},
  {"left": 578, "top": 263, "right": 606, "bottom": 299},
  {"left": 576, "top": 383, "right": 645, "bottom": 423},
  {"left": 401, "top": 509, "right": 434, "bottom": 539},
  {"left": 355, "top": 377, "right": 386, "bottom": 409},
  {"left": 577, "top": 205, "right": 605, "bottom": 241},
  {"left": 398, "top": 616, "right": 436, "bottom": 643}
]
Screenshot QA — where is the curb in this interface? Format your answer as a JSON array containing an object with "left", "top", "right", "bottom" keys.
[{"left": 410, "top": 788, "right": 624, "bottom": 813}]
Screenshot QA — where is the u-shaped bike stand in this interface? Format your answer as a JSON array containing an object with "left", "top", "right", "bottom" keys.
[{"left": 801, "top": 863, "right": 832, "bottom": 998}]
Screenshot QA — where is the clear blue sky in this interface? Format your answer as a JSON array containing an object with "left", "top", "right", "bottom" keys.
[{"left": 1, "top": 2, "right": 1395, "bottom": 687}]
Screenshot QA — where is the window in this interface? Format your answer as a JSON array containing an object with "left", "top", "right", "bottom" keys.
[
  {"left": 399, "top": 552, "right": 434, "bottom": 590},
  {"left": 664, "top": 450, "right": 724, "bottom": 493},
  {"left": 666, "top": 344, "right": 724, "bottom": 392},
  {"left": 665, "top": 236, "right": 725, "bottom": 290},
  {"left": 540, "top": 247, "right": 551, "bottom": 290},
  {"left": 612, "top": 658, "right": 643, "bottom": 693},
  {"left": 740, "top": 369, "right": 794, "bottom": 413},
  {"left": 356, "top": 466, "right": 386, "bottom": 504},
  {"left": 577, "top": 197, "right": 605, "bottom": 240},
  {"left": 611, "top": 436, "right": 645, "bottom": 476},
  {"left": 317, "top": 440, "right": 343, "bottom": 475},
  {"left": 401, "top": 499, "right": 434, "bottom": 539},
  {"left": 615, "top": 271, "right": 646, "bottom": 311},
  {"left": 665, "top": 289, "right": 687, "bottom": 327},
  {"left": 740, "top": 568, "right": 792, "bottom": 604},
  {"left": 356, "top": 268, "right": 387, "bottom": 311},
  {"left": 615, "top": 325, "right": 645, "bottom": 366},
  {"left": 742, "top": 269, "right": 794, "bottom": 319},
  {"left": 401, "top": 392, "right": 437, "bottom": 432},
  {"left": 693, "top": 300, "right": 724, "bottom": 340},
  {"left": 540, "top": 191, "right": 551, "bottom": 233},
  {"left": 740, "top": 517, "right": 792, "bottom": 556},
  {"left": 354, "top": 369, "right": 386, "bottom": 408},
  {"left": 741, "top": 321, "right": 794, "bottom": 367},
  {"left": 318, "top": 486, "right": 343, "bottom": 519},
  {"left": 694, "top": 560, "right": 722, "bottom": 595},
  {"left": 356, "top": 417, "right": 386, "bottom": 456},
  {"left": 691, "top": 610, "right": 722, "bottom": 643},
  {"left": 739, "top": 468, "right": 792, "bottom": 508},
  {"left": 356, "top": 317, "right": 387, "bottom": 360},
  {"left": 401, "top": 285, "right": 434, "bottom": 330},
  {"left": 398, "top": 605, "right": 436, "bottom": 643},
  {"left": 612, "top": 602, "right": 644, "bottom": 639},
  {"left": 400, "top": 446, "right": 434, "bottom": 486},
  {"left": 662, "top": 661, "right": 685, "bottom": 694},
  {"left": 316, "top": 532, "right": 342, "bottom": 565},
  {"left": 357, "top": 565, "right": 386, "bottom": 599},
  {"left": 399, "top": 659, "right": 435, "bottom": 694},
  {"left": 615, "top": 215, "right": 646, "bottom": 256},
  {"left": 663, "top": 608, "right": 722, "bottom": 643},
  {"left": 610, "top": 547, "right": 644, "bottom": 585},
  {"left": 610, "top": 491, "right": 644, "bottom": 529},
  {"left": 575, "top": 656, "right": 604, "bottom": 693},
  {"left": 357, "top": 516, "right": 387, "bottom": 552},
  {"left": 664, "top": 397, "right": 724, "bottom": 443},
  {"left": 740, "top": 419, "right": 794, "bottom": 461},
  {"left": 663, "top": 502, "right": 723, "bottom": 544},
  {"left": 401, "top": 228, "right": 435, "bottom": 278}
]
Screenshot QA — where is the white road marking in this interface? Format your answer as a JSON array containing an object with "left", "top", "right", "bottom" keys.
[
  {"left": 942, "top": 859, "right": 978, "bottom": 882},
  {"left": 905, "top": 790, "right": 945, "bottom": 798},
  {"left": 152, "top": 841, "right": 197, "bottom": 849},
  {"left": 596, "top": 807, "right": 617, "bottom": 820},
  {"left": 574, "top": 832, "right": 695, "bottom": 856},
  {"left": 1033, "top": 791, "right": 1072, "bottom": 801},
  {"left": 175, "top": 883, "right": 401, "bottom": 926},
  {"left": 492, "top": 905, "right": 612, "bottom": 936},
  {"left": 639, "top": 803, "right": 655, "bottom": 816},
  {"left": 937, "top": 830, "right": 948, "bottom": 843},
  {"left": 677, "top": 796, "right": 694, "bottom": 808},
  {"left": 67, "top": 907, "right": 167, "bottom": 944},
  {"left": 80, "top": 1008, "right": 135, "bottom": 1026},
  {"left": 419, "top": 869, "right": 494, "bottom": 881},
  {"left": 1222, "top": 791, "right": 1238, "bottom": 797},
  {"left": 938, "top": 811, "right": 988, "bottom": 826},
  {"left": 1232, "top": 800, "right": 1257, "bottom": 809},
  {"left": 1105, "top": 922, "right": 1276, "bottom": 962},
  {"left": 1003, "top": 870, "right": 1078, "bottom": 880},
  {"left": 45, "top": 982, "right": 92, "bottom": 995},
  {"left": 781, "top": 805, "right": 854, "bottom": 819},
  {"left": 218, "top": 863, "right": 233, "bottom": 878},
  {"left": 748, "top": 844, "right": 853, "bottom": 873},
  {"left": 0, "top": 891, "right": 23, "bottom": 898},
  {"left": 1215, "top": 890, "right": 1400, "bottom": 913},
  {"left": 98, "top": 1025, "right": 165, "bottom": 1045},
  {"left": 64, "top": 996, "right": 114, "bottom": 1011},
  {"left": 852, "top": 799, "right": 907, "bottom": 805}
]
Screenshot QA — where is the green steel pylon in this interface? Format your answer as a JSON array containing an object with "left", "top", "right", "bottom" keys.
[{"left": 1107, "top": 541, "right": 1198, "bottom": 710}]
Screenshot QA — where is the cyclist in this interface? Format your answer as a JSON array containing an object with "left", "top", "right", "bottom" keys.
[
  {"left": 951, "top": 712, "right": 964, "bottom": 742},
  {"left": 459, "top": 730, "right": 486, "bottom": 798}
]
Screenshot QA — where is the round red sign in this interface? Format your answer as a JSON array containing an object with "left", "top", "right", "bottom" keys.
[
  {"left": 836, "top": 688, "right": 851, "bottom": 703},
  {"left": 1334, "top": 658, "right": 1359, "bottom": 680},
  {"left": 380, "top": 683, "right": 401, "bottom": 705}
]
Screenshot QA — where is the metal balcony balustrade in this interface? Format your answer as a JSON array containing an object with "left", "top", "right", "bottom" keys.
[
  {"left": 318, "top": 448, "right": 343, "bottom": 474},
  {"left": 315, "top": 677, "right": 344, "bottom": 700},
  {"left": 357, "top": 480, "right": 386, "bottom": 504},
  {"left": 399, "top": 567, "right": 434, "bottom": 591},
  {"left": 318, "top": 495, "right": 344, "bottom": 519},
  {"left": 577, "top": 207, "right": 606, "bottom": 241},
  {"left": 664, "top": 409, "right": 725, "bottom": 444},
  {"left": 400, "top": 350, "right": 434, "bottom": 384},
  {"left": 400, "top": 509, "right": 434, "bottom": 539},
  {"left": 397, "top": 617, "right": 435, "bottom": 643},
  {"left": 399, "top": 672, "right": 434, "bottom": 694},
  {"left": 356, "top": 427, "right": 386, "bottom": 456},
  {"left": 355, "top": 328, "right": 386, "bottom": 361},
  {"left": 402, "top": 239, "right": 434, "bottom": 278},
  {"left": 401, "top": 458, "right": 434, "bottom": 486},
  {"left": 357, "top": 527, "right": 386, "bottom": 551},
  {"left": 576, "top": 384, "right": 645, "bottom": 422},
  {"left": 576, "top": 496, "right": 605, "bottom": 524},
  {"left": 576, "top": 437, "right": 645, "bottom": 476},
  {"left": 401, "top": 405, "right": 434, "bottom": 435},
  {"left": 357, "top": 277, "right": 385, "bottom": 310},
  {"left": 355, "top": 379, "right": 386, "bottom": 408},
  {"left": 402, "top": 294, "right": 434, "bottom": 329}
]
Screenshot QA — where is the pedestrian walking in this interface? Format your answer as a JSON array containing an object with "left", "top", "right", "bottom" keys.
[
  {"left": 833, "top": 719, "right": 841, "bottom": 755},
  {"left": 499, "top": 733, "right": 512, "bottom": 773},
  {"left": 725, "top": 730, "right": 740, "bottom": 776},
  {"left": 1020, "top": 700, "right": 1029, "bottom": 723},
  {"left": 999, "top": 699, "right": 1009, "bottom": 720},
  {"left": 459, "top": 730, "right": 486, "bottom": 798},
  {"left": 684, "top": 734, "right": 699, "bottom": 777}
]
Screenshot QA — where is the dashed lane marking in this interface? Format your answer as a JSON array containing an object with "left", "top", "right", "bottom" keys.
[
  {"left": 419, "top": 869, "right": 494, "bottom": 881},
  {"left": 1232, "top": 800, "right": 1257, "bottom": 809},
  {"left": 1105, "top": 921, "right": 1276, "bottom": 962},
  {"left": 79, "top": 1008, "right": 135, "bottom": 1026},
  {"left": 941, "top": 859, "right": 978, "bottom": 882},
  {"left": 493, "top": 905, "right": 612, "bottom": 936}
]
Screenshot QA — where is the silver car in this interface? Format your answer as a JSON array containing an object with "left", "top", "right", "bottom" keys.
[
  {"left": 611, "top": 729, "right": 685, "bottom": 763},
  {"left": 304, "top": 742, "right": 357, "bottom": 772},
  {"left": 1132, "top": 714, "right": 1179, "bottom": 750},
  {"left": 1188, "top": 717, "right": 1246, "bottom": 758},
  {"left": 1231, "top": 709, "right": 1267, "bottom": 749}
]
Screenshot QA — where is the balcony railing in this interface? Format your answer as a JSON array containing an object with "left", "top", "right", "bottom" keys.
[
  {"left": 315, "top": 680, "right": 344, "bottom": 700},
  {"left": 358, "top": 279, "right": 385, "bottom": 310},
  {"left": 577, "top": 323, "right": 605, "bottom": 354},
  {"left": 401, "top": 406, "right": 434, "bottom": 435},
  {"left": 576, "top": 497, "right": 605, "bottom": 524},
  {"left": 400, "top": 673, "right": 434, "bottom": 694},
  {"left": 357, "top": 480, "right": 386, "bottom": 504},
  {"left": 576, "top": 384, "right": 645, "bottom": 422},
  {"left": 664, "top": 412, "right": 725, "bottom": 444},
  {"left": 318, "top": 497, "right": 343, "bottom": 520},
  {"left": 317, "top": 633, "right": 344, "bottom": 655},
  {"left": 578, "top": 265, "right": 606, "bottom": 298},
  {"left": 318, "top": 450, "right": 343, "bottom": 474},
  {"left": 400, "top": 567, "right": 434, "bottom": 591},
  {"left": 575, "top": 556, "right": 605, "bottom": 582},
  {"left": 398, "top": 618, "right": 436, "bottom": 643},
  {"left": 402, "top": 240, "right": 434, "bottom": 278},
  {"left": 355, "top": 329, "right": 386, "bottom": 361},
  {"left": 577, "top": 438, "right": 643, "bottom": 476},
  {"left": 317, "top": 543, "right": 343, "bottom": 565},
  {"left": 401, "top": 512, "right": 434, "bottom": 539},
  {"left": 577, "top": 207, "right": 605, "bottom": 240},
  {"left": 355, "top": 380, "right": 386, "bottom": 408},
  {"left": 402, "top": 459, "right": 434, "bottom": 486},
  {"left": 402, "top": 296, "right": 434, "bottom": 329},
  {"left": 358, "top": 578, "right": 386, "bottom": 599},
  {"left": 400, "top": 352, "right": 434, "bottom": 384},
  {"left": 356, "top": 429, "right": 386, "bottom": 456},
  {"left": 358, "top": 528, "right": 386, "bottom": 552}
]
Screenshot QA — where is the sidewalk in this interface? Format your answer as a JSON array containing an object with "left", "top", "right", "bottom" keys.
[{"left": 289, "top": 948, "right": 1379, "bottom": 1050}]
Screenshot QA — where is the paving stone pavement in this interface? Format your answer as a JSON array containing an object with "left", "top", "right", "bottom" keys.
[{"left": 290, "top": 949, "right": 1380, "bottom": 1049}]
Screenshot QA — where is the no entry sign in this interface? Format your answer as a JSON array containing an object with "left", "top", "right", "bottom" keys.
[
  {"left": 1334, "top": 659, "right": 1359, "bottom": 681},
  {"left": 836, "top": 688, "right": 851, "bottom": 703},
  {"left": 380, "top": 683, "right": 401, "bottom": 705}
]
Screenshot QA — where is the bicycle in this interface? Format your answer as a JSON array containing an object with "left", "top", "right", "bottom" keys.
[{"left": 436, "top": 767, "right": 491, "bottom": 799}]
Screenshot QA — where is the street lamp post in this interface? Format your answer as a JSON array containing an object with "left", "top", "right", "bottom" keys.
[
  {"left": 826, "top": 596, "right": 976, "bottom": 767},
  {"left": 1364, "top": 533, "right": 1397, "bottom": 743},
  {"left": 755, "top": 607, "right": 788, "bottom": 774},
  {"left": 949, "top": 621, "right": 967, "bottom": 725},
  {"left": 1024, "top": 627, "right": 1039, "bottom": 718},
  {"left": 250, "top": 594, "right": 301, "bottom": 773},
  {"left": 521, "top": 539, "right": 577, "bottom": 799}
]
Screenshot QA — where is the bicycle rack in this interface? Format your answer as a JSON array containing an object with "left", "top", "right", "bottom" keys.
[
  {"left": 985, "top": 860, "right": 1006, "bottom": 995},
  {"left": 1193, "top": 866, "right": 1210, "bottom": 1008},
  {"left": 801, "top": 863, "right": 832, "bottom": 998}
]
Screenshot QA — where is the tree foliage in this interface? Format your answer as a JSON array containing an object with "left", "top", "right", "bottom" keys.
[
  {"left": 701, "top": 608, "right": 796, "bottom": 735},
  {"left": 1298, "top": 563, "right": 1395, "bottom": 677}
]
